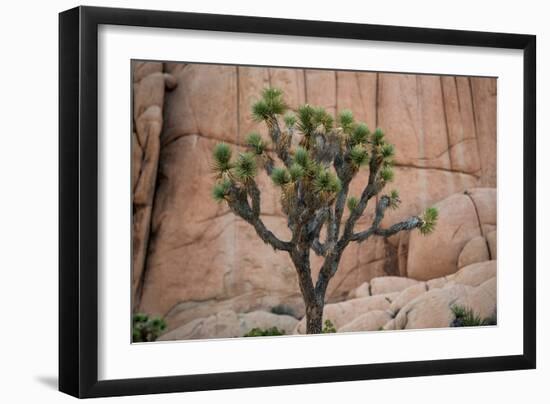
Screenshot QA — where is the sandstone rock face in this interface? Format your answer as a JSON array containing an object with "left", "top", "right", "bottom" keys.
[
  {"left": 385, "top": 273, "right": 496, "bottom": 330},
  {"left": 131, "top": 62, "right": 176, "bottom": 309},
  {"left": 339, "top": 310, "right": 393, "bottom": 333},
  {"left": 370, "top": 276, "right": 420, "bottom": 295},
  {"left": 132, "top": 62, "right": 497, "bottom": 337},
  {"left": 448, "top": 260, "right": 496, "bottom": 288},
  {"left": 406, "top": 188, "right": 496, "bottom": 281},
  {"left": 389, "top": 283, "right": 427, "bottom": 314},
  {"left": 294, "top": 293, "right": 398, "bottom": 334},
  {"left": 158, "top": 310, "right": 298, "bottom": 341},
  {"left": 458, "top": 236, "right": 490, "bottom": 269}
]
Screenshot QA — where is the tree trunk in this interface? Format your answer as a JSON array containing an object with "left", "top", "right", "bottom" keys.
[{"left": 305, "top": 300, "right": 324, "bottom": 334}]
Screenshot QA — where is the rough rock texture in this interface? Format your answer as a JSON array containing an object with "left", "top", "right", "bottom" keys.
[
  {"left": 131, "top": 63, "right": 497, "bottom": 334},
  {"left": 347, "top": 282, "right": 370, "bottom": 299},
  {"left": 294, "top": 293, "right": 398, "bottom": 334},
  {"left": 458, "top": 236, "right": 490, "bottom": 269},
  {"left": 158, "top": 310, "right": 298, "bottom": 341},
  {"left": 339, "top": 310, "right": 393, "bottom": 333},
  {"left": 406, "top": 188, "right": 496, "bottom": 281},
  {"left": 370, "top": 276, "right": 420, "bottom": 295},
  {"left": 131, "top": 62, "right": 176, "bottom": 309}
]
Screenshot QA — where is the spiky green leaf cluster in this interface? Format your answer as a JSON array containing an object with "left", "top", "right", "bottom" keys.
[
  {"left": 388, "top": 189, "right": 400, "bottom": 209},
  {"left": 243, "top": 327, "right": 285, "bottom": 337},
  {"left": 312, "top": 106, "right": 334, "bottom": 133},
  {"left": 380, "top": 166, "right": 394, "bottom": 182},
  {"left": 451, "top": 305, "right": 496, "bottom": 327},
  {"left": 289, "top": 163, "right": 305, "bottom": 182},
  {"left": 284, "top": 113, "right": 296, "bottom": 128},
  {"left": 212, "top": 178, "right": 233, "bottom": 202},
  {"left": 132, "top": 313, "right": 166, "bottom": 343},
  {"left": 381, "top": 143, "right": 395, "bottom": 159},
  {"left": 296, "top": 104, "right": 333, "bottom": 135},
  {"left": 349, "top": 145, "right": 369, "bottom": 169},
  {"left": 252, "top": 87, "right": 287, "bottom": 121},
  {"left": 293, "top": 147, "right": 309, "bottom": 167},
  {"left": 212, "top": 143, "right": 232, "bottom": 174},
  {"left": 322, "top": 319, "right": 337, "bottom": 334},
  {"left": 234, "top": 152, "right": 257, "bottom": 182},
  {"left": 338, "top": 109, "right": 355, "bottom": 133},
  {"left": 420, "top": 206, "right": 438, "bottom": 235},
  {"left": 245, "top": 132, "right": 267, "bottom": 155},
  {"left": 347, "top": 196, "right": 359, "bottom": 212},
  {"left": 271, "top": 167, "right": 291, "bottom": 186},
  {"left": 350, "top": 123, "right": 370, "bottom": 146},
  {"left": 313, "top": 169, "right": 341, "bottom": 195},
  {"left": 373, "top": 127, "right": 385, "bottom": 145}
]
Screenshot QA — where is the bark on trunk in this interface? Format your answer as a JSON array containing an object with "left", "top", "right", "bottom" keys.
[{"left": 305, "top": 301, "right": 324, "bottom": 334}]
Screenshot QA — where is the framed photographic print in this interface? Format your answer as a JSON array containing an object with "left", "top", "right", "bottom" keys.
[{"left": 59, "top": 6, "right": 536, "bottom": 398}]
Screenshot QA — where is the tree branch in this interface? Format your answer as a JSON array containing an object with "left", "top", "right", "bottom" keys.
[
  {"left": 227, "top": 184, "right": 293, "bottom": 252},
  {"left": 351, "top": 216, "right": 422, "bottom": 242}
]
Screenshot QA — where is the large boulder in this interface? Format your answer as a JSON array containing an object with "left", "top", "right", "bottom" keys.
[
  {"left": 370, "top": 276, "right": 420, "bottom": 295},
  {"left": 294, "top": 293, "right": 398, "bottom": 334},
  {"left": 384, "top": 275, "right": 496, "bottom": 330},
  {"left": 339, "top": 310, "right": 393, "bottom": 333},
  {"left": 448, "top": 260, "right": 496, "bottom": 288},
  {"left": 158, "top": 310, "right": 298, "bottom": 341},
  {"left": 457, "top": 236, "right": 490, "bottom": 269},
  {"left": 406, "top": 188, "right": 496, "bottom": 281}
]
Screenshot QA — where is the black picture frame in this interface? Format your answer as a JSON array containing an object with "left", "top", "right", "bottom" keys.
[{"left": 59, "top": 5, "right": 536, "bottom": 398}]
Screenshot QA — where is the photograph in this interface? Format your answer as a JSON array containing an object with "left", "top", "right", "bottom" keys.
[{"left": 131, "top": 61, "right": 497, "bottom": 342}]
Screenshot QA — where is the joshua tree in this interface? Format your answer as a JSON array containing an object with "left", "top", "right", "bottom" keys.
[{"left": 211, "top": 88, "right": 438, "bottom": 334}]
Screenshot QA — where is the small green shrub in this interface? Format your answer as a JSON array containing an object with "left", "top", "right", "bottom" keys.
[
  {"left": 132, "top": 313, "right": 166, "bottom": 342},
  {"left": 450, "top": 305, "right": 497, "bottom": 327},
  {"left": 243, "top": 327, "right": 286, "bottom": 337},
  {"left": 322, "top": 319, "right": 337, "bottom": 334},
  {"left": 270, "top": 304, "right": 297, "bottom": 318}
]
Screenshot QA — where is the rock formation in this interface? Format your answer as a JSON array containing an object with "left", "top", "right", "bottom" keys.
[{"left": 131, "top": 62, "right": 497, "bottom": 339}]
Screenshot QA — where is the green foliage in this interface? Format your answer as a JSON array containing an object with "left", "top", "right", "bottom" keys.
[
  {"left": 314, "top": 169, "right": 341, "bottom": 195},
  {"left": 313, "top": 106, "right": 334, "bottom": 132},
  {"left": 252, "top": 87, "right": 287, "bottom": 121},
  {"left": 296, "top": 104, "right": 316, "bottom": 134},
  {"left": 350, "top": 123, "right": 370, "bottom": 146},
  {"left": 388, "top": 189, "right": 401, "bottom": 209},
  {"left": 451, "top": 305, "right": 497, "bottom": 327},
  {"left": 373, "top": 127, "right": 385, "bottom": 145},
  {"left": 212, "top": 143, "right": 232, "bottom": 174},
  {"left": 246, "top": 132, "right": 267, "bottom": 155},
  {"left": 349, "top": 145, "right": 369, "bottom": 169},
  {"left": 289, "top": 163, "right": 305, "bottom": 182},
  {"left": 379, "top": 166, "right": 394, "bottom": 183},
  {"left": 243, "top": 327, "right": 286, "bottom": 337},
  {"left": 284, "top": 112, "right": 297, "bottom": 128},
  {"left": 212, "top": 178, "right": 233, "bottom": 202},
  {"left": 381, "top": 143, "right": 395, "bottom": 159},
  {"left": 420, "top": 206, "right": 439, "bottom": 235},
  {"left": 234, "top": 152, "right": 257, "bottom": 182},
  {"left": 132, "top": 313, "right": 166, "bottom": 343},
  {"left": 270, "top": 304, "right": 297, "bottom": 318},
  {"left": 271, "top": 166, "right": 291, "bottom": 186},
  {"left": 347, "top": 196, "right": 359, "bottom": 212},
  {"left": 293, "top": 147, "right": 310, "bottom": 168},
  {"left": 322, "top": 319, "right": 337, "bottom": 333},
  {"left": 338, "top": 109, "right": 355, "bottom": 133}
]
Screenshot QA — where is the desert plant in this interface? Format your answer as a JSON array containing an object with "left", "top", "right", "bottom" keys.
[
  {"left": 211, "top": 88, "right": 438, "bottom": 334},
  {"left": 322, "top": 319, "right": 337, "bottom": 333},
  {"left": 450, "top": 305, "right": 497, "bottom": 327},
  {"left": 243, "top": 327, "right": 286, "bottom": 337},
  {"left": 132, "top": 313, "right": 166, "bottom": 342}
]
